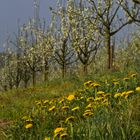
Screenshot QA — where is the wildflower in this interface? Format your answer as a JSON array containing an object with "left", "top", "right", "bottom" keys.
[
  {"left": 94, "top": 97, "right": 104, "bottom": 102},
  {"left": 87, "top": 97, "right": 94, "bottom": 102},
  {"left": 114, "top": 93, "right": 122, "bottom": 98},
  {"left": 22, "top": 116, "right": 29, "bottom": 120},
  {"left": 59, "top": 98, "right": 65, "bottom": 104},
  {"left": 25, "top": 123, "right": 33, "bottom": 129},
  {"left": 62, "top": 106, "right": 69, "bottom": 110},
  {"left": 97, "top": 91, "right": 105, "bottom": 96},
  {"left": 65, "top": 116, "right": 75, "bottom": 123},
  {"left": 83, "top": 111, "right": 93, "bottom": 118},
  {"left": 126, "top": 90, "right": 134, "bottom": 95},
  {"left": 67, "top": 94, "right": 75, "bottom": 101},
  {"left": 44, "top": 137, "right": 51, "bottom": 140},
  {"left": 43, "top": 100, "right": 49, "bottom": 104},
  {"left": 123, "top": 77, "right": 129, "bottom": 81},
  {"left": 121, "top": 91, "right": 127, "bottom": 96},
  {"left": 71, "top": 106, "right": 79, "bottom": 111},
  {"left": 54, "top": 127, "right": 66, "bottom": 138},
  {"left": 86, "top": 103, "right": 93, "bottom": 109},
  {"left": 131, "top": 73, "right": 137, "bottom": 78},
  {"left": 48, "top": 106, "right": 55, "bottom": 111},
  {"left": 84, "top": 80, "right": 93, "bottom": 87},
  {"left": 94, "top": 83, "right": 100, "bottom": 87},
  {"left": 60, "top": 133, "right": 68, "bottom": 138},
  {"left": 36, "top": 101, "right": 42, "bottom": 106},
  {"left": 54, "top": 127, "right": 65, "bottom": 134},
  {"left": 136, "top": 87, "right": 140, "bottom": 91}
]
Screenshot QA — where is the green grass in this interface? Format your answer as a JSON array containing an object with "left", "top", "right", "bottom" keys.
[{"left": 0, "top": 73, "right": 140, "bottom": 140}]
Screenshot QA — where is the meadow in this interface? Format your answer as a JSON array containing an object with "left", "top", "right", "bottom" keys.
[{"left": 0, "top": 72, "right": 140, "bottom": 140}]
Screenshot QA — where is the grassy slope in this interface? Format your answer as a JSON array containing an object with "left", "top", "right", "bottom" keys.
[{"left": 0, "top": 72, "right": 140, "bottom": 139}]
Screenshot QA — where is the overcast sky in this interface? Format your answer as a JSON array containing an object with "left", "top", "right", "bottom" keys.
[{"left": 0, "top": 0, "right": 56, "bottom": 48}]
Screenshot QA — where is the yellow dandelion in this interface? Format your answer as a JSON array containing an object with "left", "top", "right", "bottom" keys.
[
  {"left": 131, "top": 73, "right": 137, "bottom": 78},
  {"left": 83, "top": 111, "right": 93, "bottom": 118},
  {"left": 36, "top": 101, "right": 42, "bottom": 106},
  {"left": 71, "top": 106, "right": 79, "bottom": 111},
  {"left": 123, "top": 77, "right": 129, "bottom": 81},
  {"left": 126, "top": 90, "right": 134, "bottom": 95},
  {"left": 22, "top": 116, "right": 29, "bottom": 120},
  {"left": 93, "top": 83, "right": 101, "bottom": 88},
  {"left": 43, "top": 100, "right": 49, "bottom": 104},
  {"left": 67, "top": 94, "right": 75, "bottom": 101},
  {"left": 86, "top": 103, "right": 93, "bottom": 109},
  {"left": 94, "top": 97, "right": 104, "bottom": 102},
  {"left": 44, "top": 137, "right": 51, "bottom": 140},
  {"left": 60, "top": 133, "right": 68, "bottom": 138},
  {"left": 65, "top": 116, "right": 75, "bottom": 123},
  {"left": 84, "top": 80, "right": 93, "bottom": 87},
  {"left": 25, "top": 123, "right": 33, "bottom": 129},
  {"left": 114, "top": 93, "right": 122, "bottom": 98},
  {"left": 97, "top": 91, "right": 105, "bottom": 95},
  {"left": 87, "top": 97, "right": 94, "bottom": 102},
  {"left": 26, "top": 118, "right": 33, "bottom": 122},
  {"left": 59, "top": 98, "right": 65, "bottom": 104},
  {"left": 62, "top": 106, "right": 69, "bottom": 110},
  {"left": 54, "top": 127, "right": 65, "bottom": 134},
  {"left": 136, "top": 87, "right": 140, "bottom": 91},
  {"left": 48, "top": 106, "right": 55, "bottom": 111},
  {"left": 121, "top": 91, "right": 127, "bottom": 96}
]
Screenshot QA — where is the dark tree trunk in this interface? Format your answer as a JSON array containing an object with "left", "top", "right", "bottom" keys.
[
  {"left": 44, "top": 60, "right": 49, "bottom": 82},
  {"left": 83, "top": 63, "right": 88, "bottom": 76},
  {"left": 106, "top": 33, "right": 113, "bottom": 70},
  {"left": 62, "top": 63, "right": 66, "bottom": 78},
  {"left": 32, "top": 70, "right": 36, "bottom": 86}
]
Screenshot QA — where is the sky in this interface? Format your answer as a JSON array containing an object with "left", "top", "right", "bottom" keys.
[{"left": 0, "top": 0, "right": 56, "bottom": 48}]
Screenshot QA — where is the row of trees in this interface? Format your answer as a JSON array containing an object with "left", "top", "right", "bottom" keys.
[{"left": 0, "top": 0, "right": 140, "bottom": 90}]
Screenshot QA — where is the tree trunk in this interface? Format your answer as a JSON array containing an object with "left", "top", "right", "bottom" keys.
[
  {"left": 62, "top": 64, "right": 66, "bottom": 78},
  {"left": 83, "top": 63, "right": 88, "bottom": 76},
  {"left": 106, "top": 33, "right": 113, "bottom": 70},
  {"left": 44, "top": 60, "right": 49, "bottom": 82},
  {"left": 32, "top": 71, "right": 36, "bottom": 86}
]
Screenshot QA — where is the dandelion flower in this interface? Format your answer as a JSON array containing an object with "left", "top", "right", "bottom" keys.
[
  {"left": 60, "top": 133, "right": 68, "bottom": 138},
  {"left": 136, "top": 87, "right": 140, "bottom": 91},
  {"left": 83, "top": 111, "right": 93, "bottom": 118},
  {"left": 123, "top": 77, "right": 129, "bottom": 81},
  {"left": 62, "top": 106, "right": 69, "bottom": 110},
  {"left": 25, "top": 123, "right": 33, "bottom": 129},
  {"left": 114, "top": 93, "right": 122, "bottom": 98},
  {"left": 71, "top": 106, "right": 79, "bottom": 111},
  {"left": 97, "top": 91, "right": 105, "bottom": 95},
  {"left": 87, "top": 97, "right": 94, "bottom": 102},
  {"left": 126, "top": 90, "right": 134, "bottom": 95},
  {"left": 86, "top": 103, "right": 93, "bottom": 109},
  {"left": 54, "top": 127, "right": 65, "bottom": 134},
  {"left": 43, "top": 100, "right": 49, "bottom": 104},
  {"left": 59, "top": 98, "right": 65, "bottom": 104},
  {"left": 44, "top": 137, "right": 51, "bottom": 140},
  {"left": 48, "top": 106, "right": 55, "bottom": 111},
  {"left": 131, "top": 73, "right": 137, "bottom": 78},
  {"left": 67, "top": 94, "right": 75, "bottom": 101},
  {"left": 84, "top": 80, "right": 93, "bottom": 87},
  {"left": 65, "top": 116, "right": 75, "bottom": 123}
]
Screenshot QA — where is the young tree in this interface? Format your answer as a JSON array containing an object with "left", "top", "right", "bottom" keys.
[
  {"left": 51, "top": 5, "right": 76, "bottom": 78},
  {"left": 87, "top": 0, "right": 138, "bottom": 69},
  {"left": 67, "top": 0, "right": 100, "bottom": 75}
]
